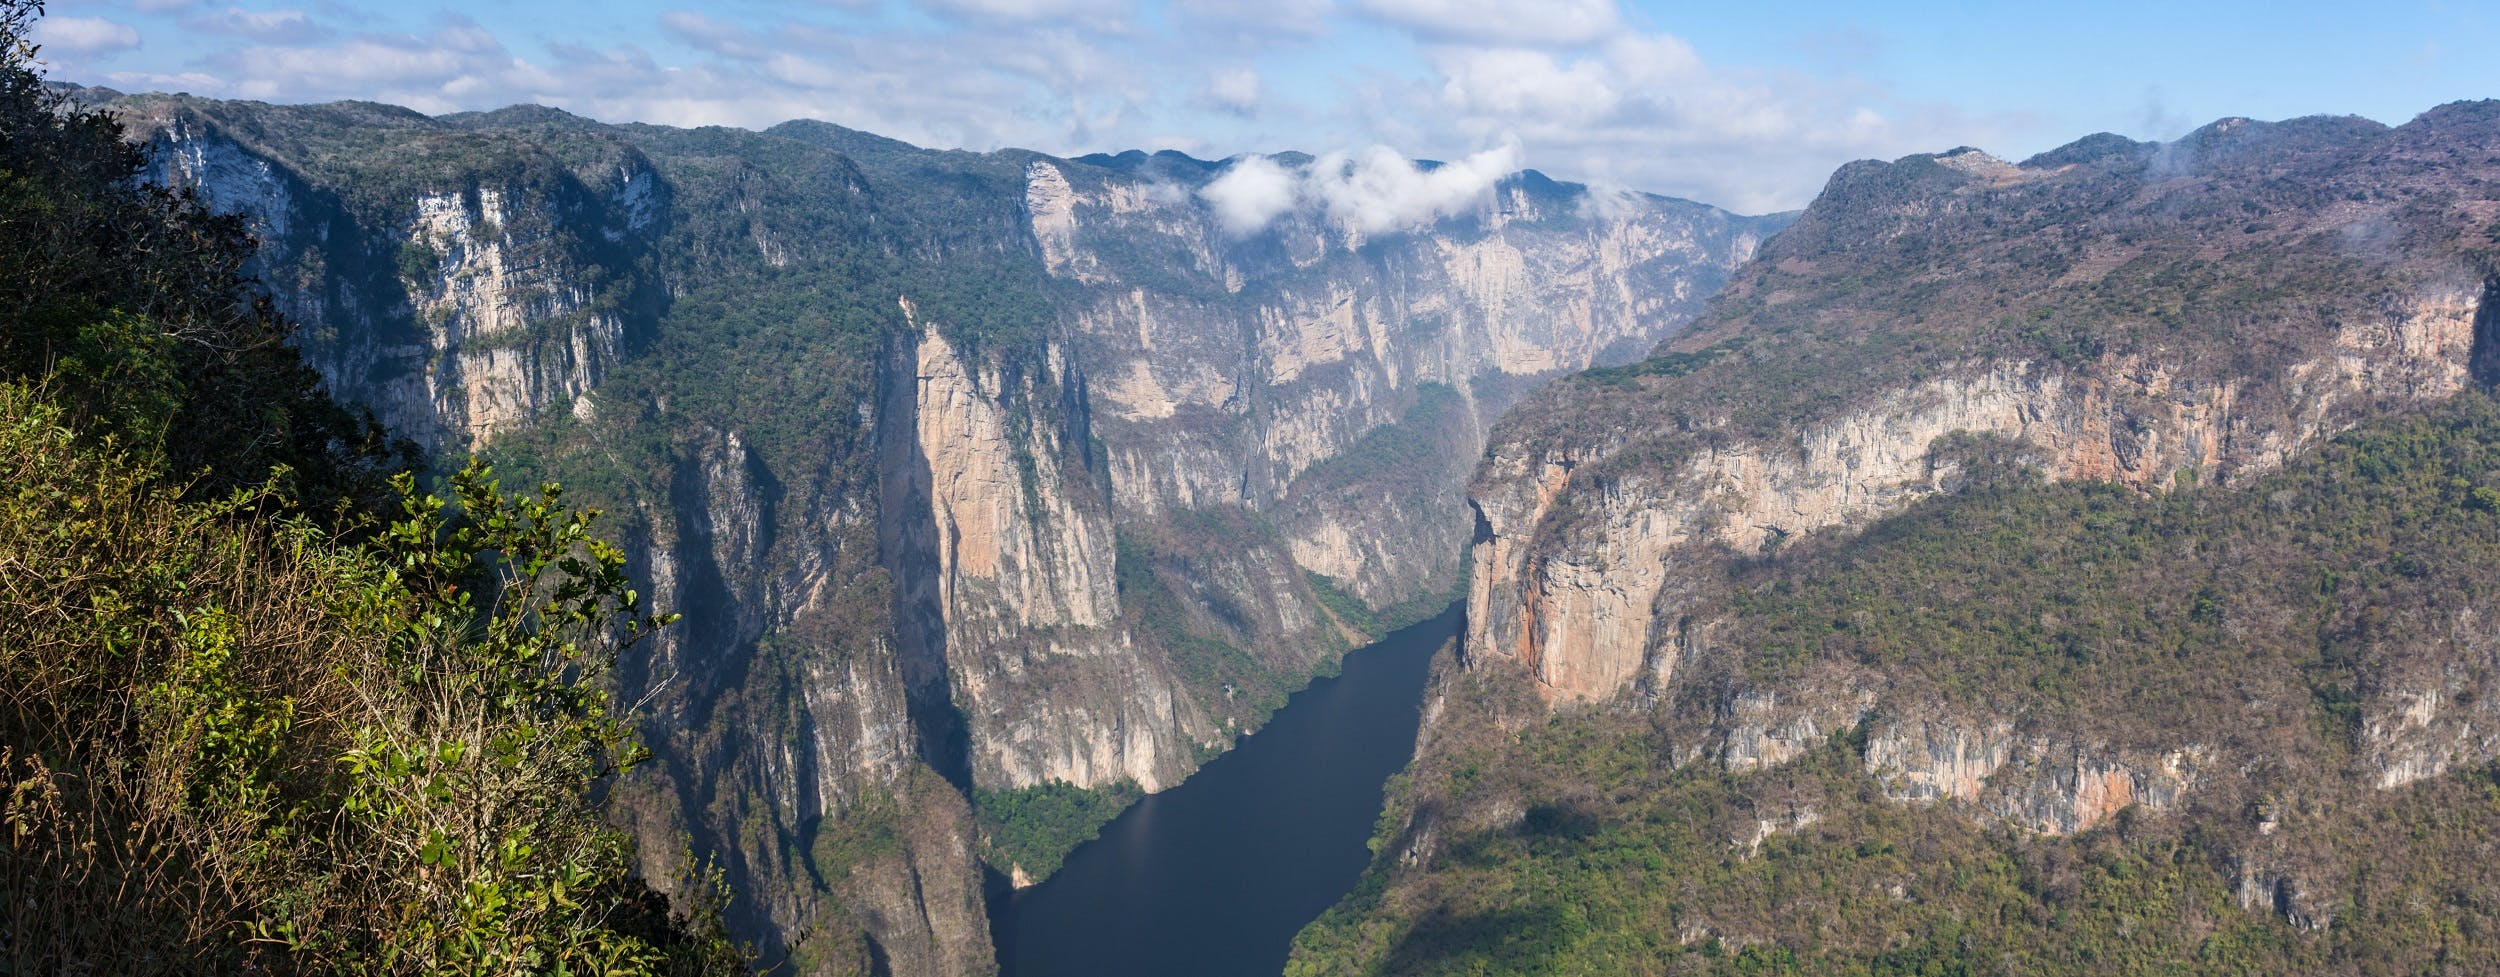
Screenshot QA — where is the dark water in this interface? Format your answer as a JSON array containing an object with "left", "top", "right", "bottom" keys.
[{"left": 992, "top": 603, "right": 1462, "bottom": 977}]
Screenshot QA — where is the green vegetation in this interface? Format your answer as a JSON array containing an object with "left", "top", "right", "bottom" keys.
[
  {"left": 1573, "top": 337, "right": 1751, "bottom": 390},
  {"left": 1307, "top": 571, "right": 1389, "bottom": 637},
  {"left": 0, "top": 6, "right": 743, "bottom": 970},
  {"left": 1117, "top": 524, "right": 1308, "bottom": 725},
  {"left": 1308, "top": 568, "right": 1467, "bottom": 644},
  {"left": 1287, "top": 383, "right": 1468, "bottom": 498},
  {"left": 1296, "top": 700, "right": 2500, "bottom": 976},
  {"left": 395, "top": 238, "right": 442, "bottom": 282},
  {"left": 1720, "top": 393, "right": 2500, "bottom": 730},
  {"left": 1292, "top": 394, "right": 2500, "bottom": 976},
  {"left": 0, "top": 33, "right": 407, "bottom": 509},
  {"left": 971, "top": 780, "right": 1144, "bottom": 880},
  {"left": 1304, "top": 109, "right": 2500, "bottom": 977},
  {"left": 1284, "top": 380, "right": 1477, "bottom": 638}
]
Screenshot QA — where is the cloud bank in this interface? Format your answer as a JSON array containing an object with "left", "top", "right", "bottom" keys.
[
  {"left": 1201, "top": 143, "right": 1523, "bottom": 235},
  {"left": 52, "top": 0, "right": 2033, "bottom": 213}
]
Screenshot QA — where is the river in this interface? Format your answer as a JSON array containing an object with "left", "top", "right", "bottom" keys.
[{"left": 991, "top": 603, "right": 1462, "bottom": 977}]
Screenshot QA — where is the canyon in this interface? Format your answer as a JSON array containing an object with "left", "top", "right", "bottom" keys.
[
  {"left": 90, "top": 75, "right": 2500, "bottom": 975},
  {"left": 96, "top": 85, "right": 1785, "bottom": 974}
]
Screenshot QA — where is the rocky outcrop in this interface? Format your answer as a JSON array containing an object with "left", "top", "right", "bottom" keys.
[
  {"left": 1288, "top": 108, "right": 2500, "bottom": 975},
  {"left": 911, "top": 314, "right": 1118, "bottom": 636},
  {"left": 383, "top": 187, "right": 627, "bottom": 446},
  {"left": 1426, "top": 108, "right": 2500, "bottom": 944},
  {"left": 127, "top": 98, "right": 667, "bottom": 451},
  {"left": 1473, "top": 283, "right": 2481, "bottom": 706},
  {"left": 2358, "top": 605, "right": 2500, "bottom": 790},
  {"left": 1454, "top": 281, "right": 2488, "bottom": 874},
  {"left": 895, "top": 300, "right": 1206, "bottom": 792}
]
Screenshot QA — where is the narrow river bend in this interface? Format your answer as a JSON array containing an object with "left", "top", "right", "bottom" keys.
[{"left": 992, "top": 603, "right": 1462, "bottom": 977}]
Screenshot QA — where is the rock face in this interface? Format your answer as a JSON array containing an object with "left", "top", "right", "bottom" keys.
[
  {"left": 1473, "top": 295, "right": 2479, "bottom": 705},
  {"left": 1441, "top": 102, "right": 2500, "bottom": 917},
  {"left": 137, "top": 103, "right": 666, "bottom": 450},
  {"left": 1281, "top": 106, "right": 2500, "bottom": 977},
  {"left": 1034, "top": 157, "right": 1779, "bottom": 612},
  {"left": 894, "top": 303, "right": 1200, "bottom": 793},
  {"left": 106, "top": 91, "right": 1784, "bottom": 974}
]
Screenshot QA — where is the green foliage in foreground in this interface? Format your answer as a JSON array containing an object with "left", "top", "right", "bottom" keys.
[
  {"left": 971, "top": 779, "right": 1144, "bottom": 881},
  {"left": 0, "top": 391, "right": 748, "bottom": 973},
  {"left": 0, "top": 8, "right": 407, "bottom": 512},
  {"left": 0, "top": 4, "right": 745, "bottom": 969}
]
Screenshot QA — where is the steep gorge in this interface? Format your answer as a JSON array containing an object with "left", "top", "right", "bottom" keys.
[
  {"left": 1293, "top": 104, "right": 2500, "bottom": 974},
  {"left": 96, "top": 87, "right": 1785, "bottom": 974}
]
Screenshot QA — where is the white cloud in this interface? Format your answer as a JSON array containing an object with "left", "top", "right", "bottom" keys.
[
  {"left": 104, "top": 68, "right": 225, "bottom": 91},
  {"left": 183, "top": 7, "right": 328, "bottom": 43},
  {"left": 1434, "top": 47, "right": 1613, "bottom": 119},
  {"left": 1201, "top": 154, "right": 1298, "bottom": 233},
  {"left": 1355, "top": 0, "right": 1619, "bottom": 47},
  {"left": 1200, "top": 142, "right": 1521, "bottom": 235},
  {"left": 1574, "top": 183, "right": 1644, "bottom": 221},
  {"left": 1305, "top": 143, "right": 1518, "bottom": 231},
  {"left": 1205, "top": 65, "right": 1259, "bottom": 114},
  {"left": 659, "top": 10, "right": 765, "bottom": 60},
  {"left": 33, "top": 16, "right": 139, "bottom": 55}
]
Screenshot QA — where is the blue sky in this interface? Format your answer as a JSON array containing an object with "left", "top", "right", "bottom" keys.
[{"left": 28, "top": 0, "right": 2499, "bottom": 212}]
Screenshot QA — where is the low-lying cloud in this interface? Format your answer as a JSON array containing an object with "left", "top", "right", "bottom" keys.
[
  {"left": 1200, "top": 142, "right": 1522, "bottom": 235},
  {"left": 33, "top": 16, "right": 140, "bottom": 56}
]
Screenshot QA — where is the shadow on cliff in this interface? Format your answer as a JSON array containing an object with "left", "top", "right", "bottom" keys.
[
  {"left": 2473, "top": 275, "right": 2500, "bottom": 389},
  {"left": 877, "top": 331, "right": 978, "bottom": 794},
  {"left": 1379, "top": 902, "right": 1580, "bottom": 975}
]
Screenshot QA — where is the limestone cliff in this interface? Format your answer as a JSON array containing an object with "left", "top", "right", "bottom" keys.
[
  {"left": 101, "top": 91, "right": 1784, "bottom": 973},
  {"left": 1290, "top": 105, "right": 2500, "bottom": 975},
  {"left": 1429, "top": 102, "right": 2500, "bottom": 934},
  {"left": 1032, "top": 157, "right": 1777, "bottom": 611},
  {"left": 891, "top": 301, "right": 1206, "bottom": 793},
  {"left": 130, "top": 99, "right": 666, "bottom": 451},
  {"left": 1473, "top": 288, "right": 2478, "bottom": 706}
]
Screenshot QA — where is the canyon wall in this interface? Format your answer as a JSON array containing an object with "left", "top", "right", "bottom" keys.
[
  {"left": 109, "top": 90, "right": 1784, "bottom": 974},
  {"left": 1420, "top": 105, "right": 2500, "bottom": 938}
]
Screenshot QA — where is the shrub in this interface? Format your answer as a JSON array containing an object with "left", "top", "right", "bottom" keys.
[{"left": 0, "top": 388, "right": 747, "bottom": 973}]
